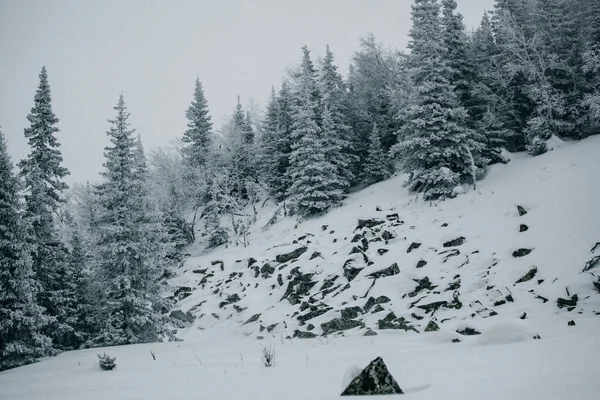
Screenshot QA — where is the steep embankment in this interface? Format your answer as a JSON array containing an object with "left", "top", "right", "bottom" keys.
[{"left": 169, "top": 136, "right": 600, "bottom": 341}]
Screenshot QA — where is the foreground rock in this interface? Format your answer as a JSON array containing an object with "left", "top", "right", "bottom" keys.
[
  {"left": 341, "top": 357, "right": 403, "bottom": 396},
  {"left": 276, "top": 247, "right": 307, "bottom": 263}
]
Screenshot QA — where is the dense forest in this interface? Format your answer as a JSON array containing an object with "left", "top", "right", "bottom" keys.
[{"left": 1, "top": 0, "right": 599, "bottom": 371}]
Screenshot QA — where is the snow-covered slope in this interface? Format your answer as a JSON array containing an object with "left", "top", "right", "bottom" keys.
[
  {"left": 2, "top": 137, "right": 599, "bottom": 400},
  {"left": 169, "top": 136, "right": 600, "bottom": 341}
]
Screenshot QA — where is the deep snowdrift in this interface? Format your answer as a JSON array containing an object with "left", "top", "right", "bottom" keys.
[{"left": 1, "top": 136, "right": 599, "bottom": 399}]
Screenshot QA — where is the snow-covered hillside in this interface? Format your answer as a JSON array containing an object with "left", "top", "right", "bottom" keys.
[
  {"left": 1, "top": 137, "right": 599, "bottom": 400},
  {"left": 169, "top": 136, "right": 600, "bottom": 341}
]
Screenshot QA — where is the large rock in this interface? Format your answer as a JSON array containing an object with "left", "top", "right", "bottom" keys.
[
  {"left": 443, "top": 236, "right": 466, "bottom": 247},
  {"left": 513, "top": 248, "right": 533, "bottom": 257},
  {"left": 517, "top": 205, "right": 528, "bottom": 216},
  {"left": 516, "top": 267, "right": 538, "bottom": 284},
  {"left": 276, "top": 247, "right": 308, "bottom": 263},
  {"left": 408, "top": 276, "right": 437, "bottom": 298},
  {"left": 321, "top": 318, "right": 364, "bottom": 335},
  {"left": 341, "top": 357, "right": 403, "bottom": 396},
  {"left": 355, "top": 218, "right": 385, "bottom": 231},
  {"left": 341, "top": 306, "right": 363, "bottom": 320},
  {"left": 407, "top": 242, "right": 421, "bottom": 253},
  {"left": 557, "top": 294, "right": 578, "bottom": 311},
  {"left": 367, "top": 263, "right": 400, "bottom": 279},
  {"left": 343, "top": 260, "right": 363, "bottom": 282},
  {"left": 293, "top": 330, "right": 317, "bottom": 339},
  {"left": 378, "top": 312, "right": 418, "bottom": 332}
]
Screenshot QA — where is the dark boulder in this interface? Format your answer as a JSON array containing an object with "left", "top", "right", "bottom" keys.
[
  {"left": 378, "top": 312, "right": 418, "bottom": 332},
  {"left": 293, "top": 330, "right": 317, "bottom": 339},
  {"left": 443, "top": 236, "right": 466, "bottom": 247},
  {"left": 243, "top": 313, "right": 261, "bottom": 325},
  {"left": 557, "top": 294, "right": 578, "bottom": 311},
  {"left": 309, "top": 251, "right": 322, "bottom": 260},
  {"left": 174, "top": 286, "right": 193, "bottom": 301},
  {"left": 276, "top": 247, "right": 308, "bottom": 263},
  {"left": 424, "top": 320, "right": 439, "bottom": 332},
  {"left": 247, "top": 257, "right": 257, "bottom": 267},
  {"left": 513, "top": 248, "right": 533, "bottom": 257},
  {"left": 341, "top": 357, "right": 403, "bottom": 396},
  {"left": 363, "top": 328, "right": 378, "bottom": 336},
  {"left": 516, "top": 267, "right": 538, "bottom": 284},
  {"left": 407, "top": 242, "right": 421, "bottom": 253},
  {"left": 517, "top": 205, "right": 528, "bottom": 216},
  {"left": 341, "top": 306, "right": 363, "bottom": 320},
  {"left": 260, "top": 263, "right": 275, "bottom": 277},
  {"left": 367, "top": 263, "right": 400, "bottom": 279},
  {"left": 386, "top": 213, "right": 400, "bottom": 221},
  {"left": 416, "top": 259, "right": 427, "bottom": 268},
  {"left": 456, "top": 327, "right": 481, "bottom": 336},
  {"left": 377, "top": 248, "right": 389, "bottom": 256},
  {"left": 381, "top": 231, "right": 396, "bottom": 241},
  {"left": 568, "top": 320, "right": 576, "bottom": 326},
  {"left": 519, "top": 224, "right": 529, "bottom": 232},
  {"left": 408, "top": 276, "right": 437, "bottom": 298},
  {"left": 321, "top": 318, "right": 364, "bottom": 335},
  {"left": 355, "top": 218, "right": 385, "bottom": 231}
]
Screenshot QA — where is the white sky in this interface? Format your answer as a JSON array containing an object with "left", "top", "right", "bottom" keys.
[{"left": 0, "top": 0, "right": 495, "bottom": 183}]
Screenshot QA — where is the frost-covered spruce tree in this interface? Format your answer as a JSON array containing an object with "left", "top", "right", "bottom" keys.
[
  {"left": 391, "top": 0, "right": 484, "bottom": 199},
  {"left": 182, "top": 78, "right": 213, "bottom": 168},
  {"left": 287, "top": 47, "right": 343, "bottom": 216},
  {"left": 363, "top": 123, "right": 393, "bottom": 185},
  {"left": 267, "top": 82, "right": 294, "bottom": 201},
  {"left": 260, "top": 87, "right": 282, "bottom": 197},
  {"left": 319, "top": 45, "right": 356, "bottom": 192},
  {"left": 441, "top": 0, "right": 474, "bottom": 114},
  {"left": 92, "top": 95, "right": 170, "bottom": 346},
  {"left": 18, "top": 66, "right": 79, "bottom": 350},
  {"left": 0, "top": 130, "right": 52, "bottom": 371}
]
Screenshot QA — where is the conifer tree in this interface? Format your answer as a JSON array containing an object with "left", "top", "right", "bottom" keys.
[
  {"left": 182, "top": 78, "right": 213, "bottom": 168},
  {"left": 363, "top": 123, "right": 393, "bottom": 185},
  {"left": 92, "top": 95, "right": 169, "bottom": 346},
  {"left": 391, "top": 0, "right": 484, "bottom": 199},
  {"left": 319, "top": 45, "right": 356, "bottom": 191},
  {"left": 18, "top": 66, "right": 76, "bottom": 350},
  {"left": 0, "top": 129, "right": 52, "bottom": 371},
  {"left": 287, "top": 47, "right": 343, "bottom": 216}
]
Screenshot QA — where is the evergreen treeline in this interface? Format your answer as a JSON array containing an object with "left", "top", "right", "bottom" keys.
[{"left": 1, "top": 0, "right": 598, "bottom": 371}]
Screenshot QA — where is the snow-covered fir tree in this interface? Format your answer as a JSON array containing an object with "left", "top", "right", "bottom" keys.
[
  {"left": 17, "top": 66, "right": 79, "bottom": 350},
  {"left": 182, "top": 78, "right": 213, "bottom": 168},
  {"left": 391, "top": 0, "right": 485, "bottom": 199},
  {"left": 363, "top": 123, "right": 393, "bottom": 185},
  {"left": 319, "top": 45, "right": 356, "bottom": 191},
  {"left": 0, "top": 129, "right": 52, "bottom": 371},
  {"left": 286, "top": 47, "right": 344, "bottom": 216},
  {"left": 92, "top": 94, "right": 171, "bottom": 346}
]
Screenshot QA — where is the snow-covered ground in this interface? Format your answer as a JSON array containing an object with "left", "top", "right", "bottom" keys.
[
  {"left": 0, "top": 319, "right": 599, "bottom": 399},
  {"left": 1, "top": 136, "right": 599, "bottom": 399}
]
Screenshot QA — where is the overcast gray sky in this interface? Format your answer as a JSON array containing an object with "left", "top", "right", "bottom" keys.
[{"left": 0, "top": 0, "right": 495, "bottom": 183}]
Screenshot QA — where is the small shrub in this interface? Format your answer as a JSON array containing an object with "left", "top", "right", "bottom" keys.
[
  {"left": 98, "top": 353, "right": 117, "bottom": 370},
  {"left": 260, "top": 344, "right": 275, "bottom": 368}
]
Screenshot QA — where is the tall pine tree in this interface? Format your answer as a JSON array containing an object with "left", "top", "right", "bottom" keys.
[
  {"left": 287, "top": 47, "right": 343, "bottom": 216},
  {"left": 182, "top": 78, "right": 213, "bottom": 168},
  {"left": 0, "top": 129, "right": 52, "bottom": 371},
  {"left": 92, "top": 94, "right": 169, "bottom": 346},
  {"left": 18, "top": 66, "right": 77, "bottom": 350},
  {"left": 391, "top": 0, "right": 484, "bottom": 199}
]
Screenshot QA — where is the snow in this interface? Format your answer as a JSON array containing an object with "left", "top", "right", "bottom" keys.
[
  {"left": 2, "top": 136, "right": 600, "bottom": 398},
  {"left": 0, "top": 319, "right": 599, "bottom": 399}
]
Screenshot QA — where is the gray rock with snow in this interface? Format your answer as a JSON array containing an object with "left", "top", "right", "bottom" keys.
[{"left": 340, "top": 357, "right": 403, "bottom": 396}]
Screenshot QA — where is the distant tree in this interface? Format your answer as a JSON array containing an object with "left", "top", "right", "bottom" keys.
[
  {"left": 363, "top": 123, "right": 393, "bottom": 185},
  {"left": 182, "top": 78, "right": 213, "bottom": 168},
  {"left": 0, "top": 129, "right": 52, "bottom": 371}
]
